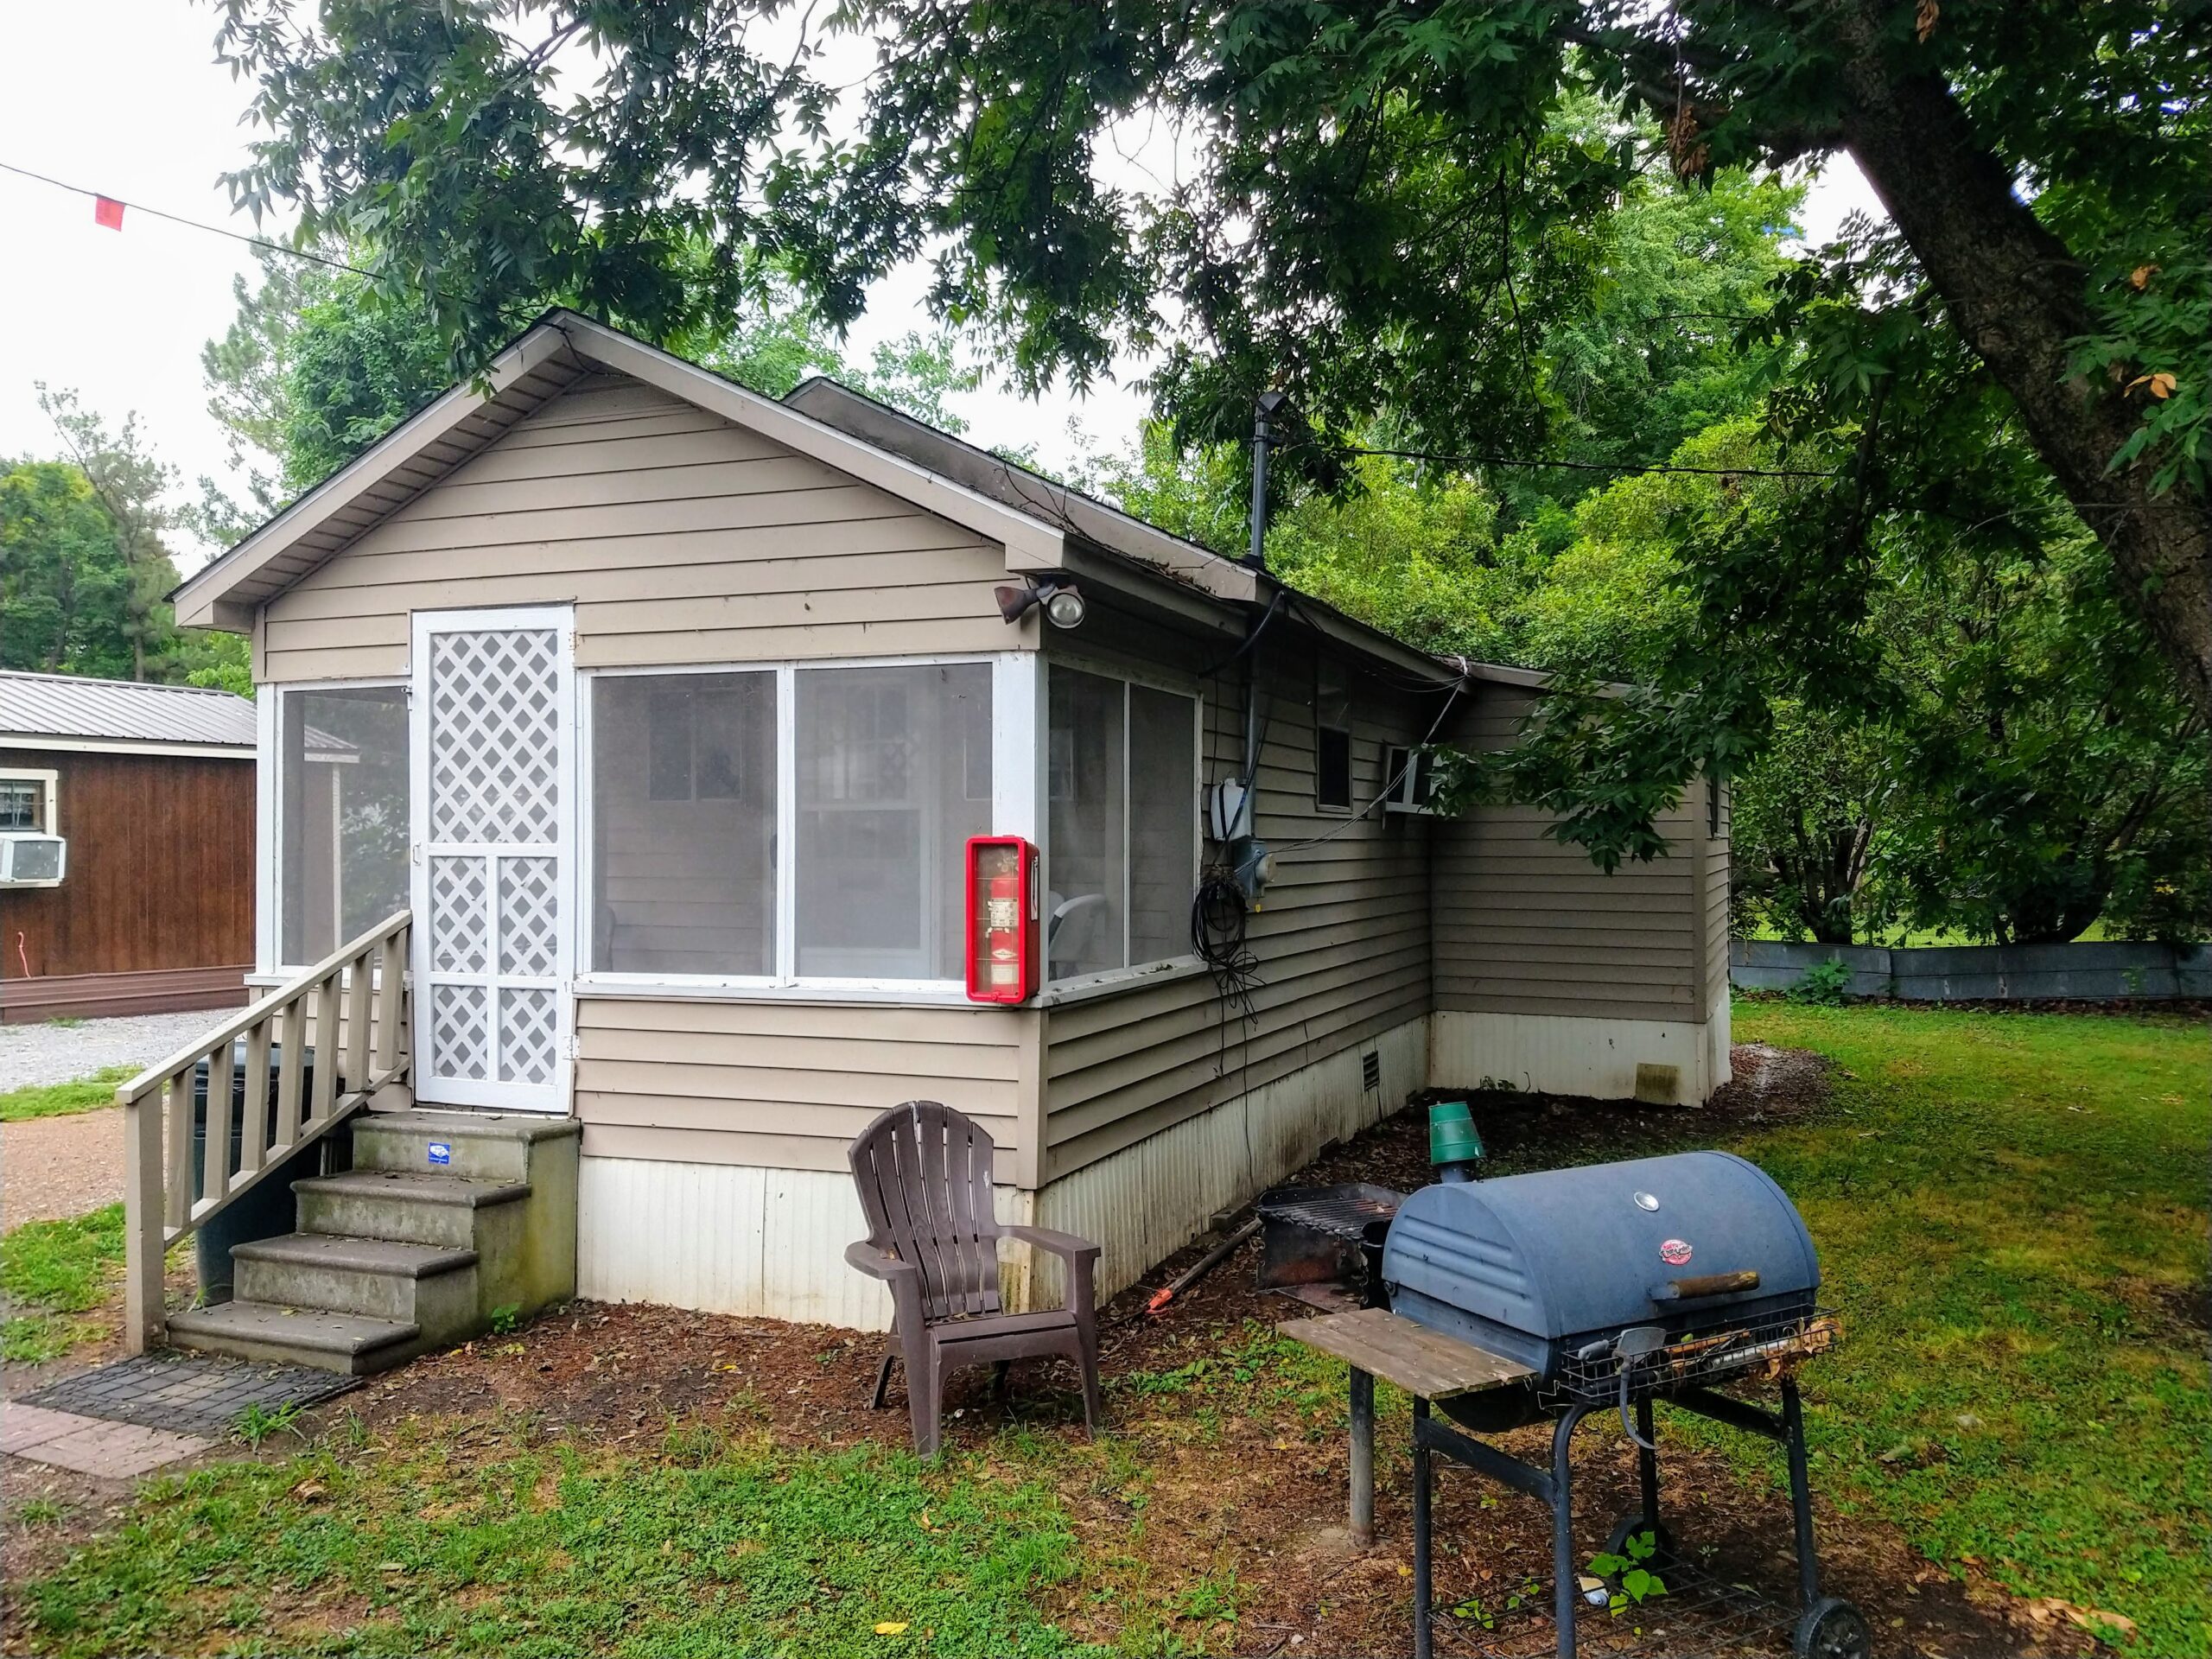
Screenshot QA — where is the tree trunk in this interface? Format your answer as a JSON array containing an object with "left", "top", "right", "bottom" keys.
[{"left": 1822, "top": 1, "right": 2212, "bottom": 719}]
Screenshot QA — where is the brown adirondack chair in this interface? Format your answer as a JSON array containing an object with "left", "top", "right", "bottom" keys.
[{"left": 845, "top": 1100, "right": 1103, "bottom": 1458}]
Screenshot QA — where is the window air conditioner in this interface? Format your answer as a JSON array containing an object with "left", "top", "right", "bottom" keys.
[
  {"left": 1380, "top": 747, "right": 1439, "bottom": 815},
  {"left": 0, "top": 833, "right": 67, "bottom": 887}
]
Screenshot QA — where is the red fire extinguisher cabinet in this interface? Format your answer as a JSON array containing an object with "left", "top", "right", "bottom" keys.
[{"left": 964, "top": 836, "right": 1039, "bottom": 1003}]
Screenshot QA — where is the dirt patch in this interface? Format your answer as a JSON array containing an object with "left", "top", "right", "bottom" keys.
[{"left": 0, "top": 1111, "right": 123, "bottom": 1230}]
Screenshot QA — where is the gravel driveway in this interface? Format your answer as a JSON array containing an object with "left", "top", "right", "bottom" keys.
[
  {"left": 0, "top": 1010, "right": 221, "bottom": 1092},
  {"left": 3, "top": 1111, "right": 123, "bottom": 1226}
]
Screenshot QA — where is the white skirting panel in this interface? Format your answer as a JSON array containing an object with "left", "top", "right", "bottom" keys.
[
  {"left": 1707, "top": 981, "right": 1733, "bottom": 1090},
  {"left": 1031, "top": 1015, "right": 1430, "bottom": 1306},
  {"left": 1429, "top": 1008, "right": 1723, "bottom": 1105},
  {"left": 577, "top": 1158, "right": 1035, "bottom": 1332}
]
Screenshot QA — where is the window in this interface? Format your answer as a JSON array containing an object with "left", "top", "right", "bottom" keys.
[
  {"left": 797, "top": 662, "right": 992, "bottom": 979},
  {"left": 594, "top": 672, "right": 776, "bottom": 976},
  {"left": 1315, "top": 658, "right": 1354, "bottom": 810},
  {"left": 0, "top": 772, "right": 53, "bottom": 832},
  {"left": 589, "top": 659, "right": 993, "bottom": 985},
  {"left": 1047, "top": 667, "right": 1198, "bottom": 982},
  {"left": 278, "top": 686, "right": 410, "bottom": 965}
]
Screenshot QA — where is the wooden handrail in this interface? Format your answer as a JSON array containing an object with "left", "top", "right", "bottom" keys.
[{"left": 119, "top": 910, "right": 413, "bottom": 1353}]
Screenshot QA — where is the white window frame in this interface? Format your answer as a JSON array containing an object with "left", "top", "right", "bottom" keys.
[
  {"left": 0, "top": 767, "right": 59, "bottom": 834},
  {"left": 1039, "top": 654, "right": 1205, "bottom": 993},
  {"left": 575, "top": 651, "right": 1037, "bottom": 1003},
  {"left": 257, "top": 677, "right": 411, "bottom": 980}
]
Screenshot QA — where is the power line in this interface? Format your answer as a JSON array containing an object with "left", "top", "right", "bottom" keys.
[
  {"left": 0, "top": 159, "right": 372, "bottom": 277},
  {"left": 1319, "top": 440, "right": 1839, "bottom": 482}
]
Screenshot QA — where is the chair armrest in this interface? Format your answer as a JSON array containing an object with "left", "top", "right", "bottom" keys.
[
  {"left": 1004, "top": 1224, "right": 1101, "bottom": 1263},
  {"left": 845, "top": 1240, "right": 919, "bottom": 1281}
]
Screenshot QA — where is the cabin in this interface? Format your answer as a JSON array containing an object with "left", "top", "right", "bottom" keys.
[
  {"left": 134, "top": 310, "right": 1728, "bottom": 1370},
  {"left": 0, "top": 671, "right": 257, "bottom": 1024}
]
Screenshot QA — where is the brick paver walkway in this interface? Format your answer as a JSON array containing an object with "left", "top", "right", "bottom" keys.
[{"left": 0, "top": 1402, "right": 209, "bottom": 1478}]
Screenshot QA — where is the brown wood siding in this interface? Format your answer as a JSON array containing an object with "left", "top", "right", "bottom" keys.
[
  {"left": 1431, "top": 688, "right": 1703, "bottom": 1022},
  {"left": 573, "top": 997, "right": 1039, "bottom": 1179},
  {"left": 0, "top": 747, "right": 253, "bottom": 989},
  {"left": 1039, "top": 637, "right": 1437, "bottom": 1180},
  {"left": 258, "top": 373, "right": 1021, "bottom": 683}
]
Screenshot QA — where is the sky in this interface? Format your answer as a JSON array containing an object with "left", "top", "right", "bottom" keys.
[{"left": 0, "top": 2, "right": 1887, "bottom": 574}]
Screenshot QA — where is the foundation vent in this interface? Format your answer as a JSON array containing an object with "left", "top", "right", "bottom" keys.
[{"left": 1361, "top": 1050, "right": 1382, "bottom": 1093}]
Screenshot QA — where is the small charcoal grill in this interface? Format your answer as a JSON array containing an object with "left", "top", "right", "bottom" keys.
[
  {"left": 1255, "top": 1183, "right": 1402, "bottom": 1308},
  {"left": 1285, "top": 1147, "right": 1866, "bottom": 1659}
]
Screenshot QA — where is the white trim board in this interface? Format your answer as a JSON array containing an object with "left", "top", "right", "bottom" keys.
[{"left": 0, "top": 735, "right": 253, "bottom": 760}]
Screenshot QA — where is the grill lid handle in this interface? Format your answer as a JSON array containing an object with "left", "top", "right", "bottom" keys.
[{"left": 1649, "top": 1270, "right": 1761, "bottom": 1303}]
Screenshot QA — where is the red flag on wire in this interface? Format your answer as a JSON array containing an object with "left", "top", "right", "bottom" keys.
[{"left": 93, "top": 195, "right": 124, "bottom": 230}]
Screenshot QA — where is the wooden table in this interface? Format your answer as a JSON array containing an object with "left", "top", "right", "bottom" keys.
[{"left": 1281, "top": 1306, "right": 1533, "bottom": 1545}]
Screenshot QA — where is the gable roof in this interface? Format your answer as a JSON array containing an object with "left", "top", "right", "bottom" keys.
[
  {"left": 176, "top": 309, "right": 1084, "bottom": 631},
  {"left": 169, "top": 308, "right": 1522, "bottom": 696},
  {"left": 0, "top": 671, "right": 256, "bottom": 754}
]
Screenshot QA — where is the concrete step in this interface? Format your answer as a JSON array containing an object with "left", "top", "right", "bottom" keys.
[
  {"left": 232, "top": 1233, "right": 479, "bottom": 1332},
  {"left": 293, "top": 1169, "right": 531, "bottom": 1249},
  {"left": 167, "top": 1300, "right": 423, "bottom": 1376},
  {"left": 353, "top": 1110, "right": 580, "bottom": 1183}
]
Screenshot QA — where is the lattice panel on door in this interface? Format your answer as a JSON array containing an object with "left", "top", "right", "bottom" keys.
[
  {"left": 429, "top": 856, "right": 489, "bottom": 974},
  {"left": 500, "top": 988, "right": 559, "bottom": 1085},
  {"left": 498, "top": 857, "right": 558, "bottom": 976},
  {"left": 429, "top": 983, "right": 490, "bottom": 1081},
  {"left": 428, "top": 630, "right": 561, "bottom": 843}
]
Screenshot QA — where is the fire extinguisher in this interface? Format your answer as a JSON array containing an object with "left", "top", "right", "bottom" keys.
[{"left": 965, "top": 836, "right": 1039, "bottom": 1004}]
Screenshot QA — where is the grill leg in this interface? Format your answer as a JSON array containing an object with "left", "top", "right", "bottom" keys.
[
  {"left": 1552, "top": 1404, "right": 1591, "bottom": 1659},
  {"left": 1783, "top": 1377, "right": 1820, "bottom": 1609},
  {"left": 1413, "top": 1395, "right": 1433, "bottom": 1659},
  {"left": 1636, "top": 1396, "right": 1660, "bottom": 1533},
  {"left": 1349, "top": 1366, "right": 1375, "bottom": 1546}
]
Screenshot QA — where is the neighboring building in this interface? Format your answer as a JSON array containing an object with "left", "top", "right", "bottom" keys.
[
  {"left": 158, "top": 309, "right": 1730, "bottom": 1340},
  {"left": 0, "top": 671, "right": 257, "bottom": 1023}
]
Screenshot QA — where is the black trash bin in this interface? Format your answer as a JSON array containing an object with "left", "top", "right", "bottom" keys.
[{"left": 190, "top": 1041, "right": 332, "bottom": 1303}]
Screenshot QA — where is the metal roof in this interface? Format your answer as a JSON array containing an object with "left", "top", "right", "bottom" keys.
[{"left": 0, "top": 671, "right": 257, "bottom": 752}]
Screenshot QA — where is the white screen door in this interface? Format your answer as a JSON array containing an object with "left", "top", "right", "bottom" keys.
[{"left": 410, "top": 607, "right": 575, "bottom": 1112}]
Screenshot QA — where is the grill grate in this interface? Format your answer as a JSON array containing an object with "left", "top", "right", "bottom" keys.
[
  {"left": 1541, "top": 1309, "right": 1839, "bottom": 1410},
  {"left": 1257, "top": 1184, "right": 1401, "bottom": 1241}
]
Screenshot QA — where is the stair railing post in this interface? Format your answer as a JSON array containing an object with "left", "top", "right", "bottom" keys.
[{"left": 120, "top": 1077, "right": 168, "bottom": 1352}]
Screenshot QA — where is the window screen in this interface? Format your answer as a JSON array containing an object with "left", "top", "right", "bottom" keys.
[
  {"left": 795, "top": 662, "right": 992, "bottom": 979},
  {"left": 1048, "top": 668, "right": 1197, "bottom": 981},
  {"left": 0, "top": 779, "right": 43, "bottom": 831},
  {"left": 593, "top": 672, "right": 776, "bottom": 975},
  {"left": 1315, "top": 656, "right": 1354, "bottom": 810},
  {"left": 280, "top": 686, "right": 410, "bottom": 964},
  {"left": 1128, "top": 685, "right": 1196, "bottom": 963},
  {"left": 1047, "top": 669, "right": 1125, "bottom": 979}
]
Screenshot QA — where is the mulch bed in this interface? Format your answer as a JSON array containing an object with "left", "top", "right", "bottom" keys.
[{"left": 4, "top": 1044, "right": 2096, "bottom": 1656}]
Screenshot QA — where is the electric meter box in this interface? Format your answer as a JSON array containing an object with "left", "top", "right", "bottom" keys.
[{"left": 963, "top": 836, "right": 1039, "bottom": 1004}]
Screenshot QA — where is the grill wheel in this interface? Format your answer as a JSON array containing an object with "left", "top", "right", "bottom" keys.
[{"left": 1794, "top": 1595, "right": 1873, "bottom": 1659}]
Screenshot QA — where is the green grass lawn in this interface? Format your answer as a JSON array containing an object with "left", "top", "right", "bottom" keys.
[
  {"left": 0, "top": 1066, "right": 134, "bottom": 1123},
  {"left": 1726, "top": 1001, "right": 2210, "bottom": 1656},
  {"left": 6, "top": 1005, "right": 2206, "bottom": 1656},
  {"left": 0, "top": 1204, "right": 125, "bottom": 1363}
]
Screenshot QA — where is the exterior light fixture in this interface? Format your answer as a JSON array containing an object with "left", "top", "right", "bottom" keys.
[{"left": 993, "top": 578, "right": 1087, "bottom": 630}]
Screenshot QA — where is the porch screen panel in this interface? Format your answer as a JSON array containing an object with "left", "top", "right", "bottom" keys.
[
  {"left": 795, "top": 662, "right": 992, "bottom": 980},
  {"left": 279, "top": 686, "right": 410, "bottom": 964},
  {"left": 1128, "top": 684, "right": 1197, "bottom": 964},
  {"left": 591, "top": 672, "right": 776, "bottom": 975},
  {"left": 1046, "top": 668, "right": 1127, "bottom": 979}
]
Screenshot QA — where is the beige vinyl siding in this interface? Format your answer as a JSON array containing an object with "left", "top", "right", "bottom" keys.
[
  {"left": 1433, "top": 686, "right": 1703, "bottom": 1023},
  {"left": 1041, "top": 639, "right": 1434, "bottom": 1180},
  {"left": 258, "top": 372, "right": 1017, "bottom": 683},
  {"left": 574, "top": 997, "right": 1040, "bottom": 1181},
  {"left": 1704, "top": 778, "right": 1732, "bottom": 1013}
]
